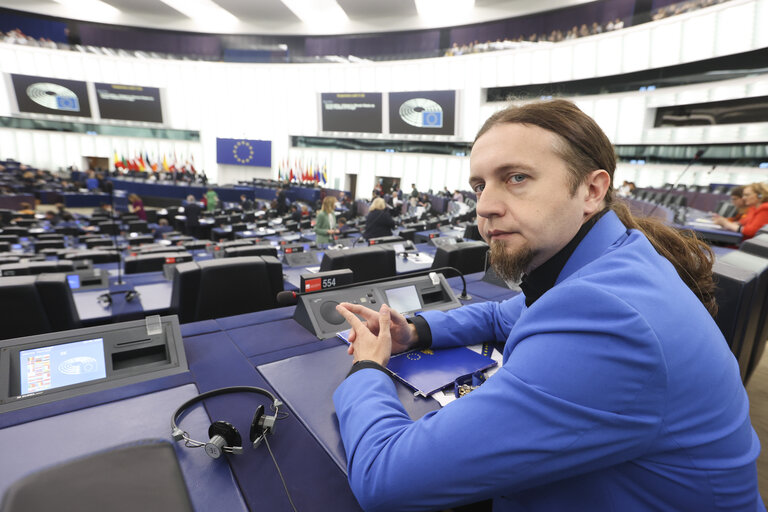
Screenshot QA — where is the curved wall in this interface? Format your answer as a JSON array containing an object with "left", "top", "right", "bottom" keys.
[{"left": 0, "top": 0, "right": 766, "bottom": 199}]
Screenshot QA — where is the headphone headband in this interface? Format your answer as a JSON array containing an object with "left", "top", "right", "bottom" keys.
[{"left": 171, "top": 386, "right": 282, "bottom": 457}]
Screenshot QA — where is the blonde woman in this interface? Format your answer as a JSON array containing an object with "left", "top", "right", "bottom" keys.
[
  {"left": 314, "top": 195, "right": 339, "bottom": 245},
  {"left": 363, "top": 197, "right": 395, "bottom": 240}
]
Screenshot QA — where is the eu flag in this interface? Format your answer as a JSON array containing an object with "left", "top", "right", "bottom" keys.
[{"left": 216, "top": 138, "right": 271, "bottom": 167}]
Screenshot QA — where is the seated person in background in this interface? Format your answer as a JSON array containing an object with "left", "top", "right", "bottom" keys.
[
  {"left": 712, "top": 182, "right": 768, "bottom": 240},
  {"left": 333, "top": 99, "right": 761, "bottom": 511},
  {"left": 127, "top": 193, "right": 147, "bottom": 221},
  {"left": 726, "top": 185, "right": 749, "bottom": 222},
  {"left": 363, "top": 197, "right": 395, "bottom": 240},
  {"left": 153, "top": 218, "right": 174, "bottom": 239},
  {"left": 16, "top": 201, "right": 35, "bottom": 215},
  {"left": 314, "top": 195, "right": 339, "bottom": 245},
  {"left": 289, "top": 204, "right": 303, "bottom": 223},
  {"left": 452, "top": 189, "right": 464, "bottom": 202},
  {"left": 43, "top": 210, "right": 60, "bottom": 226},
  {"left": 240, "top": 194, "right": 254, "bottom": 211}
]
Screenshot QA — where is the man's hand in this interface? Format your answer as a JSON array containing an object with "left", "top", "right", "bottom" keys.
[{"left": 336, "top": 303, "right": 418, "bottom": 363}]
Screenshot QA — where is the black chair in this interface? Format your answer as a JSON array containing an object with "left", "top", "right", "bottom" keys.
[
  {"left": 719, "top": 251, "right": 768, "bottom": 384},
  {"left": 740, "top": 234, "right": 768, "bottom": 259},
  {"left": 462, "top": 224, "right": 482, "bottom": 241},
  {"left": 223, "top": 246, "right": 278, "bottom": 258},
  {"left": 170, "top": 256, "right": 284, "bottom": 323},
  {"left": 0, "top": 234, "right": 19, "bottom": 244},
  {"left": 430, "top": 241, "right": 489, "bottom": 276},
  {"left": 127, "top": 221, "right": 149, "bottom": 233},
  {"left": 1, "top": 226, "right": 28, "bottom": 237},
  {"left": 320, "top": 246, "right": 396, "bottom": 283},
  {"left": 36, "top": 233, "right": 65, "bottom": 241},
  {"left": 98, "top": 222, "right": 120, "bottom": 235},
  {"left": 0, "top": 273, "right": 80, "bottom": 340},
  {"left": 85, "top": 238, "right": 115, "bottom": 249},
  {"left": 0, "top": 241, "right": 9, "bottom": 253},
  {"left": 126, "top": 235, "right": 155, "bottom": 246},
  {"left": 367, "top": 235, "right": 405, "bottom": 246},
  {"left": 712, "top": 259, "right": 760, "bottom": 381},
  {"left": 124, "top": 252, "right": 194, "bottom": 274},
  {"left": 33, "top": 240, "right": 66, "bottom": 253},
  {"left": 0, "top": 260, "right": 75, "bottom": 277},
  {"left": 65, "top": 250, "right": 121, "bottom": 264}
]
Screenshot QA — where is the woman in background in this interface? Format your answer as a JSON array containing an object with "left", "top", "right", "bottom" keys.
[
  {"left": 363, "top": 197, "right": 395, "bottom": 240},
  {"left": 127, "top": 193, "right": 147, "bottom": 221},
  {"left": 314, "top": 195, "right": 339, "bottom": 245},
  {"left": 713, "top": 182, "right": 768, "bottom": 240}
]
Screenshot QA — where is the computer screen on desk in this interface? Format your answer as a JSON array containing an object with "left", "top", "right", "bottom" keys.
[{"left": 20, "top": 338, "right": 107, "bottom": 395}]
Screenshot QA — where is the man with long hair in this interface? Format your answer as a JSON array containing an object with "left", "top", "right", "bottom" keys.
[{"left": 333, "top": 100, "right": 762, "bottom": 511}]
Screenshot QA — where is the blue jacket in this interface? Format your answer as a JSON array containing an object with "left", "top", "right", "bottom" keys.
[{"left": 334, "top": 210, "right": 762, "bottom": 511}]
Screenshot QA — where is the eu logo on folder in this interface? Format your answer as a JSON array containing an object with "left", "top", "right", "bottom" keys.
[{"left": 337, "top": 330, "right": 497, "bottom": 396}]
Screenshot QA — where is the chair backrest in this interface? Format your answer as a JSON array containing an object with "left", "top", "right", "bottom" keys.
[
  {"left": 127, "top": 221, "right": 149, "bottom": 233},
  {"left": 720, "top": 251, "right": 768, "bottom": 383},
  {"left": 124, "top": 252, "right": 194, "bottom": 274},
  {"left": 65, "top": 250, "right": 121, "bottom": 264},
  {"left": 0, "top": 274, "right": 80, "bottom": 340},
  {"left": 367, "top": 235, "right": 404, "bottom": 246},
  {"left": 320, "top": 246, "right": 396, "bottom": 283},
  {"left": 223, "top": 246, "right": 278, "bottom": 258},
  {"left": 85, "top": 238, "right": 115, "bottom": 249},
  {"left": 431, "top": 241, "right": 489, "bottom": 276},
  {"left": 740, "top": 234, "right": 768, "bottom": 259},
  {"left": 170, "top": 256, "right": 284, "bottom": 323},
  {"left": 462, "top": 224, "right": 482, "bottom": 241},
  {"left": 0, "top": 241, "right": 9, "bottom": 253},
  {"left": 34, "top": 240, "right": 66, "bottom": 253},
  {"left": 0, "top": 260, "right": 75, "bottom": 277},
  {"left": 712, "top": 259, "right": 760, "bottom": 381}
]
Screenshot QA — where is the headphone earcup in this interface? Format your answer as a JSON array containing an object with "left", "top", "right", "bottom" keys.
[
  {"left": 249, "top": 405, "right": 266, "bottom": 443},
  {"left": 208, "top": 420, "right": 242, "bottom": 447}
]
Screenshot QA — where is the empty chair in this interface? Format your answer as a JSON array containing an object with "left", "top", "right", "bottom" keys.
[
  {"left": 231, "top": 223, "right": 248, "bottom": 232},
  {"left": 463, "top": 224, "right": 483, "bottom": 241},
  {"left": 127, "top": 220, "right": 149, "bottom": 233},
  {"left": 740, "top": 234, "right": 768, "bottom": 259},
  {"left": 98, "top": 222, "right": 120, "bottom": 235},
  {"left": 0, "top": 273, "right": 80, "bottom": 340},
  {"left": 124, "top": 252, "right": 194, "bottom": 274},
  {"left": 135, "top": 245, "right": 188, "bottom": 255},
  {"left": 33, "top": 240, "right": 66, "bottom": 253},
  {"left": 0, "top": 241, "right": 9, "bottom": 253},
  {"left": 719, "top": 251, "right": 768, "bottom": 384},
  {"left": 126, "top": 235, "right": 155, "bottom": 246},
  {"left": 0, "top": 234, "right": 19, "bottom": 244},
  {"left": 367, "top": 235, "right": 405, "bottom": 246},
  {"left": 430, "top": 241, "right": 489, "bottom": 276},
  {"left": 0, "top": 260, "right": 76, "bottom": 276},
  {"left": 85, "top": 238, "right": 115, "bottom": 249},
  {"left": 712, "top": 260, "right": 760, "bottom": 381},
  {"left": 36, "top": 233, "right": 65, "bottom": 241},
  {"left": 170, "top": 256, "right": 284, "bottom": 323},
  {"left": 223, "top": 246, "right": 278, "bottom": 258},
  {"left": 2, "top": 226, "right": 28, "bottom": 237},
  {"left": 397, "top": 228, "right": 417, "bottom": 241},
  {"left": 320, "top": 246, "right": 396, "bottom": 283},
  {"left": 65, "top": 250, "right": 121, "bottom": 264}
]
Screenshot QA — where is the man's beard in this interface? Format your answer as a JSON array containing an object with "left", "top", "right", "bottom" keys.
[{"left": 489, "top": 240, "right": 534, "bottom": 283}]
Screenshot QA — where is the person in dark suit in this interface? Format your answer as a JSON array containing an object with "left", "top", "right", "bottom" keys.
[
  {"left": 363, "top": 197, "right": 395, "bottom": 240},
  {"left": 183, "top": 194, "right": 202, "bottom": 236}
]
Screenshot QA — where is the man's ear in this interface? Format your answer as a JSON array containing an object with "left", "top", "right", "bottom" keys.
[{"left": 583, "top": 169, "right": 611, "bottom": 214}]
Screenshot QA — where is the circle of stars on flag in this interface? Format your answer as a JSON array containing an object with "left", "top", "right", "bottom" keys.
[{"left": 232, "top": 140, "right": 255, "bottom": 164}]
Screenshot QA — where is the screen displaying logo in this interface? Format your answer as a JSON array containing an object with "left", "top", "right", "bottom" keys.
[
  {"left": 388, "top": 90, "right": 455, "bottom": 136},
  {"left": 11, "top": 74, "right": 91, "bottom": 118},
  {"left": 27, "top": 82, "right": 80, "bottom": 111}
]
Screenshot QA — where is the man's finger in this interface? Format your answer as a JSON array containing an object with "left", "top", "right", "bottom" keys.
[
  {"left": 336, "top": 304, "right": 367, "bottom": 331},
  {"left": 379, "top": 304, "right": 392, "bottom": 336},
  {"left": 339, "top": 302, "right": 379, "bottom": 322}
]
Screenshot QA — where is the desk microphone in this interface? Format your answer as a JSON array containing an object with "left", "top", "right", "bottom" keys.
[
  {"left": 647, "top": 148, "right": 707, "bottom": 219},
  {"left": 276, "top": 265, "right": 472, "bottom": 307}
]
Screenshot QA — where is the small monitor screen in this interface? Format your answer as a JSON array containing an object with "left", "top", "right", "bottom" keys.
[
  {"left": 385, "top": 285, "right": 421, "bottom": 314},
  {"left": 66, "top": 274, "right": 81, "bottom": 289},
  {"left": 19, "top": 338, "right": 107, "bottom": 395}
]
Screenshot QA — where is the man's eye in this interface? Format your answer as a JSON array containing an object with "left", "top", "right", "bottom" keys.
[
  {"left": 473, "top": 184, "right": 485, "bottom": 193},
  {"left": 509, "top": 174, "right": 526, "bottom": 184}
]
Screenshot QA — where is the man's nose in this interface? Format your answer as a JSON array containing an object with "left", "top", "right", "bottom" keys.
[{"left": 476, "top": 185, "right": 505, "bottom": 219}]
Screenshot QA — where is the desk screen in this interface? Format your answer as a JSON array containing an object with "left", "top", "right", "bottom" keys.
[
  {"left": 385, "top": 285, "right": 421, "bottom": 314},
  {"left": 20, "top": 338, "right": 107, "bottom": 395},
  {"left": 66, "top": 274, "right": 81, "bottom": 289}
]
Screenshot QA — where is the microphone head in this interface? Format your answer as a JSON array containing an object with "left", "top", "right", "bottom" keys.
[
  {"left": 276, "top": 290, "right": 298, "bottom": 306},
  {"left": 694, "top": 149, "right": 706, "bottom": 159}
]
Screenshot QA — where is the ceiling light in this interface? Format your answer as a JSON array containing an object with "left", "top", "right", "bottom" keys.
[
  {"left": 281, "top": 0, "right": 349, "bottom": 28},
  {"left": 52, "top": 0, "right": 120, "bottom": 19},
  {"left": 159, "top": 0, "right": 239, "bottom": 26},
  {"left": 415, "top": 0, "right": 475, "bottom": 21}
]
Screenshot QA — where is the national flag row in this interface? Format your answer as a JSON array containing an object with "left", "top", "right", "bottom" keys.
[
  {"left": 276, "top": 158, "right": 328, "bottom": 185},
  {"left": 113, "top": 151, "right": 197, "bottom": 174}
]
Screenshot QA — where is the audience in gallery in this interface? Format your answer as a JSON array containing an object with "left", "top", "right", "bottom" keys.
[
  {"left": 712, "top": 182, "right": 768, "bottom": 240},
  {"left": 362, "top": 197, "right": 396, "bottom": 240}
]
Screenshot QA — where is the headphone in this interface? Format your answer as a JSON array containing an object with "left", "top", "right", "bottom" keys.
[
  {"left": 97, "top": 290, "right": 139, "bottom": 307},
  {"left": 171, "top": 386, "right": 282, "bottom": 459}
]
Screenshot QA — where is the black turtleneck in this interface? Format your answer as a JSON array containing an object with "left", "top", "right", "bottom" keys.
[{"left": 519, "top": 209, "right": 608, "bottom": 307}]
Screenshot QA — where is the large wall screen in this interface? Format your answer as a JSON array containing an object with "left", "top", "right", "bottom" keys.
[
  {"left": 95, "top": 83, "right": 163, "bottom": 123},
  {"left": 11, "top": 73, "right": 91, "bottom": 118},
  {"left": 321, "top": 92, "right": 382, "bottom": 133},
  {"left": 388, "top": 90, "right": 456, "bottom": 136}
]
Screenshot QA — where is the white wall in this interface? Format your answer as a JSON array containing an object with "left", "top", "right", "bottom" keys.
[{"left": 0, "top": 0, "right": 765, "bottom": 198}]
